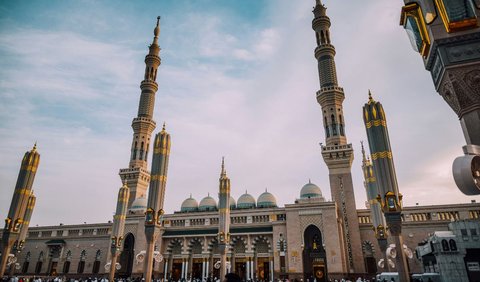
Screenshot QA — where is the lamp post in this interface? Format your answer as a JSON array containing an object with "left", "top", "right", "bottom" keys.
[{"left": 399, "top": 0, "right": 480, "bottom": 195}]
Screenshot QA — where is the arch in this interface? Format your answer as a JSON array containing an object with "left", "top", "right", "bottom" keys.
[
  {"left": 139, "top": 142, "right": 144, "bottom": 160},
  {"left": 231, "top": 236, "right": 247, "bottom": 254},
  {"left": 315, "top": 32, "right": 320, "bottom": 46},
  {"left": 362, "top": 241, "right": 377, "bottom": 274},
  {"left": 77, "top": 250, "right": 87, "bottom": 273},
  {"left": 441, "top": 239, "right": 450, "bottom": 251},
  {"left": 303, "top": 225, "right": 327, "bottom": 282},
  {"left": 449, "top": 239, "right": 457, "bottom": 251},
  {"left": 22, "top": 252, "right": 31, "bottom": 274},
  {"left": 207, "top": 237, "right": 220, "bottom": 254},
  {"left": 118, "top": 233, "right": 135, "bottom": 277},
  {"left": 326, "top": 30, "right": 331, "bottom": 44},
  {"left": 92, "top": 250, "right": 101, "bottom": 274},
  {"left": 188, "top": 238, "right": 203, "bottom": 255},
  {"left": 252, "top": 235, "right": 271, "bottom": 254},
  {"left": 167, "top": 238, "right": 183, "bottom": 255}
]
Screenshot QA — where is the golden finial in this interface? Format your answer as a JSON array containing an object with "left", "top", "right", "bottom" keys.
[
  {"left": 361, "top": 141, "right": 367, "bottom": 162},
  {"left": 162, "top": 122, "right": 166, "bottom": 131},
  {"left": 368, "top": 89, "right": 374, "bottom": 104},
  {"left": 220, "top": 156, "right": 226, "bottom": 176},
  {"left": 32, "top": 142, "right": 37, "bottom": 152},
  {"left": 156, "top": 16, "right": 160, "bottom": 27}
]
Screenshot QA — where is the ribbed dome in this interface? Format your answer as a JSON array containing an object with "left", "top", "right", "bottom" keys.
[
  {"left": 181, "top": 195, "right": 198, "bottom": 212},
  {"left": 230, "top": 196, "right": 236, "bottom": 209},
  {"left": 237, "top": 192, "right": 256, "bottom": 209},
  {"left": 300, "top": 180, "right": 323, "bottom": 199},
  {"left": 130, "top": 196, "right": 147, "bottom": 213},
  {"left": 199, "top": 195, "right": 217, "bottom": 211},
  {"left": 257, "top": 190, "right": 277, "bottom": 208}
]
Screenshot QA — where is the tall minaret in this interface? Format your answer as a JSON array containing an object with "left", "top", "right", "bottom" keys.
[
  {"left": 108, "top": 181, "right": 130, "bottom": 282},
  {"left": 119, "top": 16, "right": 162, "bottom": 208},
  {"left": 311, "top": 0, "right": 364, "bottom": 273},
  {"left": 361, "top": 141, "right": 389, "bottom": 271},
  {"left": 0, "top": 144, "right": 40, "bottom": 276},
  {"left": 144, "top": 125, "right": 171, "bottom": 282},
  {"left": 217, "top": 158, "right": 231, "bottom": 280},
  {"left": 363, "top": 92, "right": 409, "bottom": 281}
]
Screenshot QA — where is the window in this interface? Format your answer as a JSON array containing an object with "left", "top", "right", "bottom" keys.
[
  {"left": 400, "top": 3, "right": 431, "bottom": 56},
  {"left": 435, "top": 0, "right": 477, "bottom": 32},
  {"left": 449, "top": 239, "right": 457, "bottom": 251},
  {"left": 441, "top": 239, "right": 450, "bottom": 251}
]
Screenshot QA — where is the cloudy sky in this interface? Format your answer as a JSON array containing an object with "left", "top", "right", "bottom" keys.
[{"left": 1, "top": 0, "right": 478, "bottom": 226}]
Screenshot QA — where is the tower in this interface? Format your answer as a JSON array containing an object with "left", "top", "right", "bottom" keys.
[
  {"left": 217, "top": 158, "right": 231, "bottom": 280},
  {"left": 119, "top": 16, "right": 162, "bottom": 208},
  {"left": 108, "top": 181, "right": 129, "bottom": 282},
  {"left": 361, "top": 141, "right": 388, "bottom": 272},
  {"left": 311, "top": 0, "right": 364, "bottom": 274},
  {"left": 144, "top": 124, "right": 171, "bottom": 282},
  {"left": 0, "top": 144, "right": 40, "bottom": 277},
  {"left": 363, "top": 92, "right": 409, "bottom": 281}
]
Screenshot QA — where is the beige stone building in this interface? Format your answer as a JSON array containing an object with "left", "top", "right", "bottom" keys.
[{"left": 2, "top": 1, "right": 480, "bottom": 281}]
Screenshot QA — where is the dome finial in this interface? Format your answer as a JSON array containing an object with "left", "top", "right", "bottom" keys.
[
  {"left": 368, "top": 89, "right": 374, "bottom": 104},
  {"left": 32, "top": 142, "right": 37, "bottom": 152},
  {"left": 152, "top": 16, "right": 160, "bottom": 44},
  {"left": 309, "top": 178, "right": 311, "bottom": 184},
  {"left": 220, "top": 156, "right": 226, "bottom": 177},
  {"left": 190, "top": 193, "right": 192, "bottom": 198},
  {"left": 162, "top": 122, "right": 166, "bottom": 131}
]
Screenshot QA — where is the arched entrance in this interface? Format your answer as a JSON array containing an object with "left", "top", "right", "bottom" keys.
[
  {"left": 118, "top": 233, "right": 135, "bottom": 278},
  {"left": 303, "top": 225, "right": 328, "bottom": 282}
]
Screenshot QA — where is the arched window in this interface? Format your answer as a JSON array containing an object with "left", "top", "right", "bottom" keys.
[
  {"left": 326, "top": 30, "right": 331, "bottom": 44},
  {"left": 92, "top": 250, "right": 101, "bottom": 274},
  {"left": 22, "top": 252, "right": 31, "bottom": 274},
  {"left": 78, "top": 250, "right": 87, "bottom": 273},
  {"left": 331, "top": 115, "right": 337, "bottom": 136},
  {"left": 139, "top": 142, "right": 144, "bottom": 160},
  {"left": 132, "top": 141, "right": 137, "bottom": 160},
  {"left": 441, "top": 239, "right": 450, "bottom": 251},
  {"left": 315, "top": 32, "right": 320, "bottom": 46},
  {"left": 320, "top": 31, "right": 325, "bottom": 44},
  {"left": 449, "top": 239, "right": 457, "bottom": 251}
]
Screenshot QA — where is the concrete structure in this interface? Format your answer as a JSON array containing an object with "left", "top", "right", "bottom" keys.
[
  {"left": 217, "top": 158, "right": 231, "bottom": 280},
  {"left": 399, "top": 0, "right": 480, "bottom": 195},
  {"left": 416, "top": 220, "right": 480, "bottom": 282}
]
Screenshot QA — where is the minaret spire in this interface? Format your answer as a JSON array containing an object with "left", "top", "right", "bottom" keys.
[
  {"left": 311, "top": 0, "right": 365, "bottom": 275},
  {"left": 119, "top": 17, "right": 163, "bottom": 208},
  {"left": 217, "top": 157, "right": 231, "bottom": 281}
]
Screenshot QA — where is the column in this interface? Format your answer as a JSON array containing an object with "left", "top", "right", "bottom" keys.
[
  {"left": 270, "top": 258, "right": 274, "bottom": 282},
  {"left": 181, "top": 258, "right": 185, "bottom": 279},
  {"left": 246, "top": 258, "right": 250, "bottom": 280}
]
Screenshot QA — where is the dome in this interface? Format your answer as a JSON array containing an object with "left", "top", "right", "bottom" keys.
[
  {"left": 199, "top": 194, "right": 217, "bottom": 211},
  {"left": 229, "top": 196, "right": 236, "bottom": 209},
  {"left": 181, "top": 195, "right": 198, "bottom": 212},
  {"left": 237, "top": 192, "right": 256, "bottom": 209},
  {"left": 130, "top": 196, "right": 147, "bottom": 213},
  {"left": 257, "top": 190, "right": 277, "bottom": 208},
  {"left": 300, "top": 180, "right": 323, "bottom": 199}
]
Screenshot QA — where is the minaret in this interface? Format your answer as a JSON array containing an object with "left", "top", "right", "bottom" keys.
[
  {"left": 361, "top": 141, "right": 389, "bottom": 271},
  {"left": 108, "top": 181, "right": 130, "bottom": 282},
  {"left": 0, "top": 144, "right": 40, "bottom": 277},
  {"left": 363, "top": 91, "right": 409, "bottom": 281},
  {"left": 217, "top": 158, "right": 231, "bottom": 280},
  {"left": 119, "top": 16, "right": 162, "bottom": 208},
  {"left": 144, "top": 124, "right": 171, "bottom": 282},
  {"left": 311, "top": 0, "right": 364, "bottom": 273}
]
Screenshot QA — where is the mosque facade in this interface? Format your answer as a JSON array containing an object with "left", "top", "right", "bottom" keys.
[{"left": 2, "top": 1, "right": 480, "bottom": 281}]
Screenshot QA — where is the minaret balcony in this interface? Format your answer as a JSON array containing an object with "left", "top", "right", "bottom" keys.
[
  {"left": 145, "top": 54, "right": 161, "bottom": 65},
  {"left": 315, "top": 45, "right": 335, "bottom": 58},
  {"left": 132, "top": 117, "right": 156, "bottom": 132},
  {"left": 140, "top": 80, "right": 159, "bottom": 92},
  {"left": 312, "top": 17, "right": 331, "bottom": 30},
  {"left": 316, "top": 88, "right": 345, "bottom": 104}
]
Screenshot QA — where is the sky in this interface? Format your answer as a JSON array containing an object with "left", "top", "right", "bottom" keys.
[{"left": 1, "top": 0, "right": 479, "bottom": 227}]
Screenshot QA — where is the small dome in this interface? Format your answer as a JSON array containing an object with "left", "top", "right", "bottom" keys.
[
  {"left": 229, "top": 196, "right": 236, "bottom": 209},
  {"left": 181, "top": 195, "right": 198, "bottom": 212},
  {"left": 237, "top": 192, "right": 256, "bottom": 209},
  {"left": 257, "top": 190, "right": 277, "bottom": 208},
  {"left": 130, "top": 196, "right": 147, "bottom": 213},
  {"left": 199, "top": 195, "right": 217, "bottom": 211},
  {"left": 300, "top": 180, "right": 323, "bottom": 199}
]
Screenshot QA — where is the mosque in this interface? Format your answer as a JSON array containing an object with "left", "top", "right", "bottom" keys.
[{"left": 2, "top": 1, "right": 480, "bottom": 281}]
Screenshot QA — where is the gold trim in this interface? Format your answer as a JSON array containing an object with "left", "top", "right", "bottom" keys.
[
  {"left": 150, "top": 175, "right": 167, "bottom": 181},
  {"left": 114, "top": 215, "right": 126, "bottom": 219},
  {"left": 365, "top": 119, "right": 386, "bottom": 128},
  {"left": 154, "top": 148, "right": 170, "bottom": 155},
  {"left": 371, "top": 151, "right": 392, "bottom": 160},
  {"left": 15, "top": 188, "right": 31, "bottom": 195}
]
